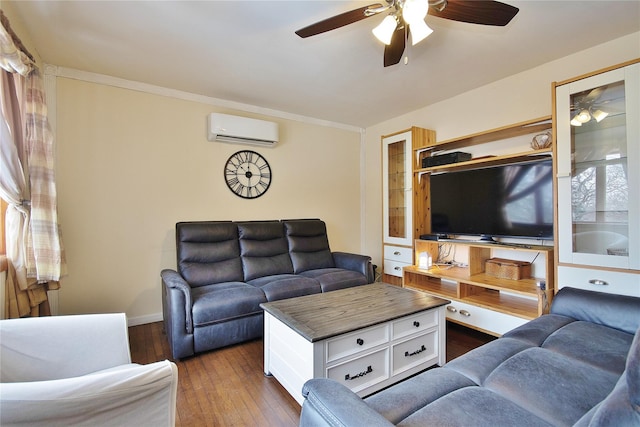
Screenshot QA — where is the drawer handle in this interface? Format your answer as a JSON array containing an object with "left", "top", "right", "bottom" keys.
[
  {"left": 588, "top": 279, "right": 609, "bottom": 286},
  {"left": 356, "top": 338, "right": 364, "bottom": 346},
  {"left": 459, "top": 310, "right": 471, "bottom": 317},
  {"left": 345, "top": 365, "right": 372, "bottom": 381},
  {"left": 394, "top": 266, "right": 401, "bottom": 271},
  {"left": 394, "top": 251, "right": 401, "bottom": 256},
  {"left": 405, "top": 345, "right": 427, "bottom": 357},
  {"left": 446, "top": 306, "right": 457, "bottom": 313},
  {"left": 413, "top": 321, "right": 420, "bottom": 328}
]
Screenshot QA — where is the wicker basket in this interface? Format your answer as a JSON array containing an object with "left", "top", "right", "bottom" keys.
[{"left": 485, "top": 258, "right": 531, "bottom": 280}]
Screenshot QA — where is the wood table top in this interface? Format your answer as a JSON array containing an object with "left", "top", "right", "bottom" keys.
[{"left": 260, "top": 283, "right": 450, "bottom": 342}]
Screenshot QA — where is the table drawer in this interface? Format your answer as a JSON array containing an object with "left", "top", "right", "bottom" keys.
[
  {"left": 384, "top": 245, "right": 413, "bottom": 263},
  {"left": 392, "top": 330, "right": 438, "bottom": 375},
  {"left": 326, "top": 324, "right": 389, "bottom": 363},
  {"left": 327, "top": 348, "right": 390, "bottom": 393},
  {"left": 392, "top": 310, "right": 438, "bottom": 340},
  {"left": 384, "top": 259, "right": 411, "bottom": 278}
]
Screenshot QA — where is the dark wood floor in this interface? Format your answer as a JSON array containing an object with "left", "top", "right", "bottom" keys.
[{"left": 129, "top": 321, "right": 495, "bottom": 427}]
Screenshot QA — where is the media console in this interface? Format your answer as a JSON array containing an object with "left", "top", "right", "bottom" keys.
[{"left": 404, "top": 239, "right": 554, "bottom": 336}]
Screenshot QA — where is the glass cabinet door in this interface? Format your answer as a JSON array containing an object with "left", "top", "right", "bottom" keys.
[
  {"left": 557, "top": 63, "right": 639, "bottom": 270},
  {"left": 382, "top": 130, "right": 413, "bottom": 246}
]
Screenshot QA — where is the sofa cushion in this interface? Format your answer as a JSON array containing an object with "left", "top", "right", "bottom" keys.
[
  {"left": 443, "top": 337, "right": 533, "bottom": 385},
  {"left": 550, "top": 287, "right": 640, "bottom": 335},
  {"left": 485, "top": 347, "right": 620, "bottom": 426},
  {"left": 541, "top": 321, "right": 634, "bottom": 375},
  {"left": 191, "top": 282, "right": 267, "bottom": 326},
  {"left": 238, "top": 221, "right": 294, "bottom": 280},
  {"left": 176, "top": 222, "right": 243, "bottom": 287},
  {"left": 283, "top": 219, "right": 335, "bottom": 273},
  {"left": 576, "top": 328, "right": 640, "bottom": 426},
  {"left": 396, "top": 387, "right": 553, "bottom": 427},
  {"left": 365, "top": 368, "right": 477, "bottom": 425},
  {"left": 299, "top": 268, "right": 367, "bottom": 292},
  {"left": 502, "top": 314, "right": 576, "bottom": 346},
  {"left": 247, "top": 274, "right": 321, "bottom": 301}
]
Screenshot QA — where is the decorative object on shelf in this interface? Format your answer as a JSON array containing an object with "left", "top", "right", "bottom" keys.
[
  {"left": 485, "top": 258, "right": 532, "bottom": 280},
  {"left": 531, "top": 131, "right": 552, "bottom": 149},
  {"left": 224, "top": 150, "right": 272, "bottom": 199}
]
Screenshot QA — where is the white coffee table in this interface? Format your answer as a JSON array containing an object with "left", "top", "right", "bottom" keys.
[{"left": 260, "top": 283, "right": 449, "bottom": 405}]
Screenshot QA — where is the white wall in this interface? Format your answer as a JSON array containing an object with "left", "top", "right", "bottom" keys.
[
  {"left": 363, "top": 33, "right": 640, "bottom": 270},
  {"left": 53, "top": 76, "right": 363, "bottom": 324}
]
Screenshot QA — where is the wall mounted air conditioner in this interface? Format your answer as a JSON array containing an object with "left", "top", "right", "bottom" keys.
[{"left": 207, "top": 113, "right": 279, "bottom": 147}]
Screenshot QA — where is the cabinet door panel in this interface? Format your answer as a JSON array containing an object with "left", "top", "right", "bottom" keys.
[
  {"left": 383, "top": 131, "right": 413, "bottom": 246},
  {"left": 556, "top": 63, "right": 639, "bottom": 270}
]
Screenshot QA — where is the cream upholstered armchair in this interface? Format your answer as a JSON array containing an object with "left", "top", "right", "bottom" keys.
[{"left": 0, "top": 313, "right": 178, "bottom": 426}]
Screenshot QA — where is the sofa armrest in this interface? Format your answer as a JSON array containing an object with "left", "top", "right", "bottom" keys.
[
  {"left": 161, "top": 268, "right": 194, "bottom": 333},
  {"left": 332, "top": 252, "right": 374, "bottom": 283},
  {"left": 300, "top": 379, "right": 394, "bottom": 427},
  {"left": 0, "top": 360, "right": 178, "bottom": 427},
  {"left": 551, "top": 287, "right": 640, "bottom": 335},
  {"left": 0, "top": 314, "right": 131, "bottom": 382}
]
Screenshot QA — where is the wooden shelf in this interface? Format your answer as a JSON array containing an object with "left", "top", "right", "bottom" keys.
[
  {"left": 404, "top": 240, "right": 554, "bottom": 327},
  {"left": 416, "top": 148, "right": 552, "bottom": 181},
  {"left": 415, "top": 116, "right": 552, "bottom": 154}
]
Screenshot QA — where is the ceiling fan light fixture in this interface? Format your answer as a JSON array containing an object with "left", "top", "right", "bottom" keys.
[
  {"left": 570, "top": 117, "right": 583, "bottom": 127},
  {"left": 402, "top": 0, "right": 429, "bottom": 24},
  {"left": 372, "top": 15, "right": 398, "bottom": 45},
  {"left": 592, "top": 109, "right": 609, "bottom": 122},
  {"left": 576, "top": 109, "right": 591, "bottom": 123},
  {"left": 410, "top": 19, "right": 433, "bottom": 45}
]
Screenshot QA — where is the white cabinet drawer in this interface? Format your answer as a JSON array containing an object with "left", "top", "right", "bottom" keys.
[
  {"left": 327, "top": 348, "right": 390, "bottom": 393},
  {"left": 392, "top": 331, "right": 438, "bottom": 375},
  {"left": 392, "top": 310, "right": 438, "bottom": 340},
  {"left": 384, "top": 245, "right": 413, "bottom": 263},
  {"left": 384, "top": 259, "right": 410, "bottom": 278},
  {"left": 558, "top": 266, "right": 640, "bottom": 297},
  {"left": 326, "top": 324, "right": 389, "bottom": 363},
  {"left": 445, "top": 300, "right": 527, "bottom": 336}
]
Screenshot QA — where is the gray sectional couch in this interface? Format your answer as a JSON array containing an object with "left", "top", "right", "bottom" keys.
[
  {"left": 161, "top": 219, "right": 374, "bottom": 359},
  {"left": 300, "top": 287, "right": 640, "bottom": 426}
]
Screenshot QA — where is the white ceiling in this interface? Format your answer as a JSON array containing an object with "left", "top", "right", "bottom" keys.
[{"left": 7, "top": 0, "right": 640, "bottom": 128}]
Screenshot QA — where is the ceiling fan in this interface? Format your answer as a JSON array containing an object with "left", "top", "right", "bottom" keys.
[
  {"left": 569, "top": 87, "right": 621, "bottom": 127},
  {"left": 295, "top": 0, "right": 519, "bottom": 67}
]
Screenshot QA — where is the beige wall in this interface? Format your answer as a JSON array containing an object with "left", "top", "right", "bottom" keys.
[
  {"left": 54, "top": 77, "right": 362, "bottom": 323},
  {"left": 363, "top": 33, "right": 640, "bottom": 271}
]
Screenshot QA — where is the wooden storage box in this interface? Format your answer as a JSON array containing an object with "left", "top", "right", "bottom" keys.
[{"left": 485, "top": 258, "right": 531, "bottom": 280}]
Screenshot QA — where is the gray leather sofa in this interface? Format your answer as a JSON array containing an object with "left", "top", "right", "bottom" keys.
[
  {"left": 300, "top": 287, "right": 640, "bottom": 426},
  {"left": 161, "top": 219, "right": 374, "bottom": 359}
]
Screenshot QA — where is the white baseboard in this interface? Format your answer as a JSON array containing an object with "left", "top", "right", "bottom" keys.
[{"left": 127, "top": 312, "right": 164, "bottom": 327}]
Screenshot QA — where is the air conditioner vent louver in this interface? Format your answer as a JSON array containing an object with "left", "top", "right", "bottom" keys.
[{"left": 207, "top": 113, "right": 278, "bottom": 147}]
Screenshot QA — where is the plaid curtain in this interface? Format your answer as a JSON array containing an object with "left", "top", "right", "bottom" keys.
[{"left": 1, "top": 14, "right": 65, "bottom": 318}]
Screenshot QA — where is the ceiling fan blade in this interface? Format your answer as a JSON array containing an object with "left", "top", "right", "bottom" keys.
[
  {"left": 430, "top": 0, "right": 519, "bottom": 26},
  {"left": 584, "top": 87, "right": 604, "bottom": 103},
  {"left": 384, "top": 26, "right": 406, "bottom": 67},
  {"left": 295, "top": 3, "right": 384, "bottom": 38}
]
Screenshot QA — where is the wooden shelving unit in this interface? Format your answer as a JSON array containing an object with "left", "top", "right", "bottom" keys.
[
  {"left": 404, "top": 116, "right": 556, "bottom": 335},
  {"left": 404, "top": 240, "right": 554, "bottom": 320}
]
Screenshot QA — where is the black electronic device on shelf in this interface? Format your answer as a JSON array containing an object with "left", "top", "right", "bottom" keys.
[{"left": 422, "top": 152, "right": 472, "bottom": 168}]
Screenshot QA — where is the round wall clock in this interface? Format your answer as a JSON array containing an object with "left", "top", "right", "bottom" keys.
[{"left": 224, "top": 150, "right": 272, "bottom": 199}]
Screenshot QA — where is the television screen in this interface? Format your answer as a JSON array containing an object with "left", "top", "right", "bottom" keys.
[{"left": 430, "top": 159, "right": 554, "bottom": 240}]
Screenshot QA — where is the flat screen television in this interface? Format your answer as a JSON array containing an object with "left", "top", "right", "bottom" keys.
[{"left": 430, "top": 159, "right": 554, "bottom": 240}]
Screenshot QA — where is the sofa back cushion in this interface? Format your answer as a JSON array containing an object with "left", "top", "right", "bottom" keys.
[
  {"left": 284, "top": 219, "right": 335, "bottom": 274},
  {"left": 551, "top": 287, "right": 640, "bottom": 335},
  {"left": 238, "top": 221, "right": 294, "bottom": 281},
  {"left": 176, "top": 221, "right": 243, "bottom": 287}
]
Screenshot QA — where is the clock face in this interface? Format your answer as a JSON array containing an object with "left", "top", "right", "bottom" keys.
[{"left": 224, "top": 150, "right": 272, "bottom": 199}]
